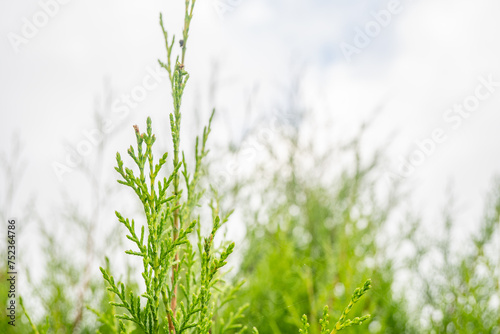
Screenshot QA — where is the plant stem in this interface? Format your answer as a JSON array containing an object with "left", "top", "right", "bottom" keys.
[{"left": 169, "top": 3, "right": 196, "bottom": 332}]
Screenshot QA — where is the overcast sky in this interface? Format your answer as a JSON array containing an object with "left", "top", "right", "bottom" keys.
[{"left": 2, "top": 0, "right": 500, "bottom": 246}]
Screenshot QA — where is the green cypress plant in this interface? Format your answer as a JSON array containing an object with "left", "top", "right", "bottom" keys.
[{"left": 97, "top": 2, "right": 240, "bottom": 333}]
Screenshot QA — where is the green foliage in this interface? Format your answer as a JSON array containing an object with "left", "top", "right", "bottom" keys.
[
  {"left": 20, "top": 297, "right": 39, "bottom": 333},
  {"left": 97, "top": 1, "right": 242, "bottom": 333},
  {"left": 405, "top": 182, "right": 500, "bottom": 333},
  {"left": 300, "top": 279, "right": 371, "bottom": 334},
  {"left": 331, "top": 279, "right": 371, "bottom": 333},
  {"left": 26, "top": 228, "right": 84, "bottom": 333},
  {"left": 225, "top": 126, "right": 413, "bottom": 333},
  {"left": 99, "top": 86, "right": 235, "bottom": 334}
]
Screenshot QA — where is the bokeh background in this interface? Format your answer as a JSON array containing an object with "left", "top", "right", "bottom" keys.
[{"left": 1, "top": 0, "right": 500, "bottom": 332}]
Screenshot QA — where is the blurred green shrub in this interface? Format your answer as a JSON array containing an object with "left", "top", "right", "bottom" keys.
[
  {"left": 221, "top": 124, "right": 414, "bottom": 333},
  {"left": 404, "top": 182, "right": 500, "bottom": 333}
]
